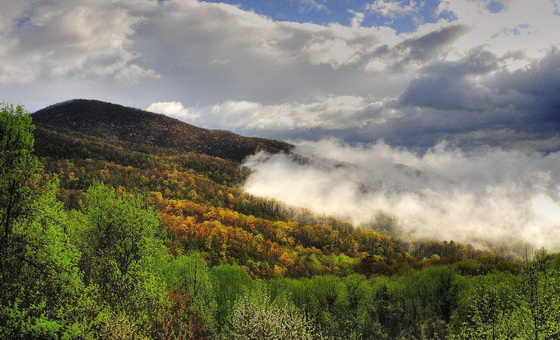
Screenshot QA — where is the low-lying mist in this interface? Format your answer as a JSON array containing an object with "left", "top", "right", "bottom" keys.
[{"left": 242, "top": 138, "right": 560, "bottom": 250}]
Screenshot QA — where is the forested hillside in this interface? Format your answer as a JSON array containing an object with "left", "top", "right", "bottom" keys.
[
  {"left": 2, "top": 102, "right": 560, "bottom": 339},
  {"left": 34, "top": 99, "right": 292, "bottom": 162}
]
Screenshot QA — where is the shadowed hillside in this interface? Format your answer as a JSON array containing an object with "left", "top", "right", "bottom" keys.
[{"left": 33, "top": 99, "right": 293, "bottom": 162}]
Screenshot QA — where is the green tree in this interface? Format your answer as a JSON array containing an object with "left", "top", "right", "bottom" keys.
[
  {"left": 79, "top": 183, "right": 163, "bottom": 277},
  {"left": 0, "top": 103, "right": 41, "bottom": 251},
  {"left": 164, "top": 253, "right": 218, "bottom": 334},
  {"left": 210, "top": 264, "right": 253, "bottom": 328},
  {"left": 514, "top": 251, "right": 560, "bottom": 340},
  {"left": 74, "top": 182, "right": 169, "bottom": 337},
  {"left": 453, "top": 273, "right": 518, "bottom": 340},
  {"left": 0, "top": 104, "right": 97, "bottom": 338}
]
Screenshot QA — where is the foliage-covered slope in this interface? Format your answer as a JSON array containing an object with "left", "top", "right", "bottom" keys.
[
  {"left": 31, "top": 99, "right": 515, "bottom": 279},
  {"left": 33, "top": 99, "right": 293, "bottom": 162},
  {"left": 5, "top": 102, "right": 560, "bottom": 339},
  {"left": 33, "top": 107, "right": 410, "bottom": 278}
]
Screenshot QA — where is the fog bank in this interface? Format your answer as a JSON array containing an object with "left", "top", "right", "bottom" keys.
[{"left": 242, "top": 138, "right": 560, "bottom": 249}]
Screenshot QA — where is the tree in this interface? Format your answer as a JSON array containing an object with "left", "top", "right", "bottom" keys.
[
  {"left": 79, "top": 183, "right": 163, "bottom": 277},
  {"left": 74, "top": 182, "right": 169, "bottom": 337},
  {"left": 211, "top": 264, "right": 253, "bottom": 328},
  {"left": 164, "top": 253, "right": 218, "bottom": 334},
  {"left": 515, "top": 251, "right": 560, "bottom": 340},
  {"left": 230, "top": 283, "right": 316, "bottom": 340},
  {"left": 0, "top": 103, "right": 41, "bottom": 251},
  {"left": 453, "top": 273, "right": 518, "bottom": 340},
  {"left": 0, "top": 104, "right": 97, "bottom": 338}
]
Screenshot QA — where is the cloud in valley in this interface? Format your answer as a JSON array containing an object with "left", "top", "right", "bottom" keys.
[{"left": 243, "top": 139, "right": 560, "bottom": 249}]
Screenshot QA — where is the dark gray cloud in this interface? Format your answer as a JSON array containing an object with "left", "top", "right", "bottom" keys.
[
  {"left": 387, "top": 47, "right": 560, "bottom": 150},
  {"left": 389, "top": 24, "right": 470, "bottom": 69}
]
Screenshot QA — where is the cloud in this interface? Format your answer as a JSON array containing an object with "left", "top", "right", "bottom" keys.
[
  {"left": 145, "top": 43, "right": 560, "bottom": 151},
  {"left": 348, "top": 10, "right": 365, "bottom": 28},
  {"left": 398, "top": 47, "right": 560, "bottom": 134},
  {"left": 387, "top": 24, "right": 470, "bottom": 70},
  {"left": 366, "top": 0, "right": 419, "bottom": 20},
  {"left": 303, "top": 39, "right": 359, "bottom": 68},
  {"left": 243, "top": 139, "right": 560, "bottom": 249},
  {"left": 146, "top": 101, "right": 200, "bottom": 120},
  {"left": 0, "top": 0, "right": 156, "bottom": 83},
  {"left": 298, "top": 0, "right": 329, "bottom": 13},
  {"left": 147, "top": 95, "right": 388, "bottom": 132}
]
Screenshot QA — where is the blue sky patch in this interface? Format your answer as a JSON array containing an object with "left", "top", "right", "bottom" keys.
[{"left": 202, "top": 0, "right": 457, "bottom": 33}]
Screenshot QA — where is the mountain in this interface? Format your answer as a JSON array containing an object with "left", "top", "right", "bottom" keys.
[
  {"left": 5, "top": 99, "right": 531, "bottom": 339},
  {"left": 33, "top": 99, "right": 292, "bottom": 162},
  {"left": 29, "top": 98, "right": 517, "bottom": 279},
  {"left": 30, "top": 99, "right": 415, "bottom": 280}
]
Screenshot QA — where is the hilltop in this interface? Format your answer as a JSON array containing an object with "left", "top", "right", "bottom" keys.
[{"left": 33, "top": 99, "right": 292, "bottom": 162}]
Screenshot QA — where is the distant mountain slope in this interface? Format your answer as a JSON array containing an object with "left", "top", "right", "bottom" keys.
[{"left": 33, "top": 99, "right": 293, "bottom": 162}]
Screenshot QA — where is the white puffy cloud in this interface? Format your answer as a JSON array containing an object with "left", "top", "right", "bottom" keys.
[
  {"left": 349, "top": 10, "right": 365, "bottom": 28},
  {"left": 146, "top": 101, "right": 199, "bottom": 120},
  {"left": 0, "top": 0, "right": 158, "bottom": 83},
  {"left": 436, "top": 0, "right": 560, "bottom": 57},
  {"left": 366, "top": 0, "right": 419, "bottom": 19},
  {"left": 303, "top": 39, "right": 360, "bottom": 67},
  {"left": 147, "top": 95, "right": 388, "bottom": 132}
]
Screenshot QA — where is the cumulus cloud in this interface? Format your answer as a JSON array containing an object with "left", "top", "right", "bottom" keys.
[
  {"left": 146, "top": 101, "right": 200, "bottom": 120},
  {"left": 243, "top": 139, "right": 560, "bottom": 249},
  {"left": 0, "top": 0, "right": 157, "bottom": 83},
  {"left": 144, "top": 43, "right": 560, "bottom": 150},
  {"left": 304, "top": 39, "right": 359, "bottom": 68},
  {"left": 398, "top": 47, "right": 560, "bottom": 137},
  {"left": 147, "top": 95, "right": 388, "bottom": 133},
  {"left": 348, "top": 10, "right": 365, "bottom": 28},
  {"left": 366, "top": 0, "right": 419, "bottom": 19}
]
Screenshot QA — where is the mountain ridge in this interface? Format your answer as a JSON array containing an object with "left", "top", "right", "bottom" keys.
[{"left": 33, "top": 99, "right": 293, "bottom": 162}]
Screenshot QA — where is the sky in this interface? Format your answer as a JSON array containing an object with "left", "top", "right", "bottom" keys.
[{"left": 2, "top": 0, "right": 560, "bottom": 149}]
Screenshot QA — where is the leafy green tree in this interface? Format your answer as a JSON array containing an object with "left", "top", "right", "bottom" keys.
[
  {"left": 74, "top": 182, "right": 169, "bottom": 337},
  {"left": 0, "top": 103, "right": 41, "bottom": 251},
  {"left": 304, "top": 275, "right": 350, "bottom": 338},
  {"left": 453, "top": 273, "right": 518, "bottom": 340},
  {"left": 0, "top": 104, "right": 97, "bottom": 338},
  {"left": 164, "top": 253, "right": 218, "bottom": 334},
  {"left": 514, "top": 251, "right": 560, "bottom": 340},
  {"left": 210, "top": 264, "right": 253, "bottom": 328},
  {"left": 79, "top": 183, "right": 163, "bottom": 276}
]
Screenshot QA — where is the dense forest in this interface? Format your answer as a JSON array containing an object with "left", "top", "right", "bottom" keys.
[{"left": 2, "top": 101, "right": 560, "bottom": 339}]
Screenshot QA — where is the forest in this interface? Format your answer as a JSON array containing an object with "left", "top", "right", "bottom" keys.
[{"left": 2, "top": 101, "right": 560, "bottom": 339}]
